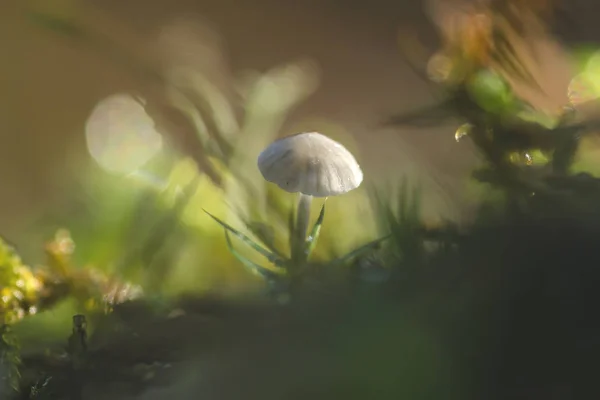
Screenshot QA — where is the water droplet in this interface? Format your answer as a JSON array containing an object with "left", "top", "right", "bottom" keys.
[{"left": 455, "top": 123, "right": 472, "bottom": 142}]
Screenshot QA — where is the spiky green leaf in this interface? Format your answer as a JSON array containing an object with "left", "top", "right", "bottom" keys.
[
  {"left": 204, "top": 210, "right": 285, "bottom": 267},
  {"left": 243, "top": 220, "right": 286, "bottom": 260},
  {"left": 305, "top": 204, "right": 325, "bottom": 258},
  {"left": 223, "top": 231, "right": 282, "bottom": 281}
]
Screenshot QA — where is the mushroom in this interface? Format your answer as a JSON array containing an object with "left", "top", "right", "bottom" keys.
[{"left": 257, "top": 132, "right": 363, "bottom": 261}]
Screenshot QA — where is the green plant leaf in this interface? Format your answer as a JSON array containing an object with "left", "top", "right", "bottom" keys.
[
  {"left": 305, "top": 204, "right": 325, "bottom": 258},
  {"left": 204, "top": 210, "right": 285, "bottom": 267},
  {"left": 223, "top": 231, "right": 282, "bottom": 281}
]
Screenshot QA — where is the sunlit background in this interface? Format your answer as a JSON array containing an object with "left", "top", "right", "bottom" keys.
[
  {"left": 2, "top": 0, "right": 466, "bottom": 240},
  {"left": 1, "top": 0, "right": 597, "bottom": 229},
  {"left": 3, "top": 0, "right": 600, "bottom": 234}
]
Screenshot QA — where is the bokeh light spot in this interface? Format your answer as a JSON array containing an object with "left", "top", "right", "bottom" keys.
[{"left": 85, "top": 93, "right": 163, "bottom": 174}]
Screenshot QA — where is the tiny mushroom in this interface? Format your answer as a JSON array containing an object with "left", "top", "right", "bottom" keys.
[{"left": 257, "top": 132, "right": 363, "bottom": 261}]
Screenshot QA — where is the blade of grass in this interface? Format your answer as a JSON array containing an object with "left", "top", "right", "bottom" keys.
[
  {"left": 370, "top": 184, "right": 394, "bottom": 235},
  {"left": 139, "top": 177, "right": 200, "bottom": 264},
  {"left": 223, "top": 231, "right": 282, "bottom": 281},
  {"left": 398, "top": 176, "right": 410, "bottom": 223},
  {"left": 115, "top": 177, "right": 200, "bottom": 277},
  {"left": 242, "top": 219, "right": 287, "bottom": 260},
  {"left": 305, "top": 204, "right": 325, "bottom": 258},
  {"left": 186, "top": 73, "right": 238, "bottom": 152},
  {"left": 330, "top": 234, "right": 392, "bottom": 267},
  {"left": 164, "top": 83, "right": 212, "bottom": 150},
  {"left": 407, "top": 182, "right": 423, "bottom": 226},
  {"left": 203, "top": 210, "right": 286, "bottom": 267}
]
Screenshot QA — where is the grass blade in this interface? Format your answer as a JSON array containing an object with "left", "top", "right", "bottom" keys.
[
  {"left": 305, "top": 204, "right": 325, "bottom": 258},
  {"left": 223, "top": 231, "right": 282, "bottom": 281},
  {"left": 330, "top": 234, "right": 392, "bottom": 267},
  {"left": 243, "top": 219, "right": 287, "bottom": 260},
  {"left": 204, "top": 210, "right": 285, "bottom": 267},
  {"left": 116, "top": 177, "right": 200, "bottom": 277}
]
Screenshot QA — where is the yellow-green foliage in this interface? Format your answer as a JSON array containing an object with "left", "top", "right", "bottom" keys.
[
  {"left": 0, "top": 238, "right": 43, "bottom": 325},
  {"left": 1, "top": 232, "right": 142, "bottom": 391},
  {"left": 1, "top": 231, "right": 141, "bottom": 322}
]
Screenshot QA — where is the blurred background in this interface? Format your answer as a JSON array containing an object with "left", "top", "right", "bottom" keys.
[
  {"left": 2, "top": 1, "right": 600, "bottom": 399},
  {"left": 1, "top": 0, "right": 585, "bottom": 239},
  {"left": 3, "top": 0, "right": 599, "bottom": 229},
  {"left": 2, "top": 0, "right": 600, "bottom": 293}
]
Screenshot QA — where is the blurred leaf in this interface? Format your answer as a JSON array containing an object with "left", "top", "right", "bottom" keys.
[
  {"left": 466, "top": 69, "right": 517, "bottom": 115},
  {"left": 164, "top": 81, "right": 213, "bottom": 151},
  {"left": 330, "top": 235, "right": 392, "bottom": 267},
  {"left": 115, "top": 177, "right": 200, "bottom": 282},
  {"left": 185, "top": 71, "right": 240, "bottom": 146},
  {"left": 515, "top": 107, "right": 560, "bottom": 129},
  {"left": 166, "top": 69, "right": 237, "bottom": 159},
  {"left": 370, "top": 178, "right": 425, "bottom": 266}
]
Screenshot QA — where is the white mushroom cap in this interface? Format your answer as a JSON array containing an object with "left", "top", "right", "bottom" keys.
[{"left": 257, "top": 132, "right": 363, "bottom": 197}]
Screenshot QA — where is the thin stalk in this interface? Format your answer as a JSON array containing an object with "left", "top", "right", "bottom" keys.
[{"left": 291, "top": 193, "right": 312, "bottom": 264}]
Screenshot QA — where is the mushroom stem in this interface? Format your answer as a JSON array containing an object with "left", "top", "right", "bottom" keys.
[{"left": 292, "top": 193, "right": 313, "bottom": 263}]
